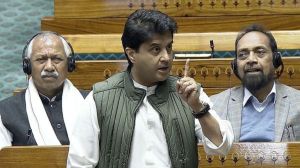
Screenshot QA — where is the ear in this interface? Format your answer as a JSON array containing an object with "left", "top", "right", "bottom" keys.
[
  {"left": 274, "top": 65, "right": 283, "bottom": 78},
  {"left": 125, "top": 47, "right": 136, "bottom": 64}
]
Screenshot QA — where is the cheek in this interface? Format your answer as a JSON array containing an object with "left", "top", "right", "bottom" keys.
[
  {"left": 236, "top": 63, "right": 244, "bottom": 75},
  {"left": 31, "top": 65, "right": 43, "bottom": 77},
  {"left": 58, "top": 69, "right": 68, "bottom": 79},
  {"left": 264, "top": 66, "right": 274, "bottom": 76},
  {"left": 57, "top": 63, "right": 68, "bottom": 72},
  {"left": 140, "top": 57, "right": 155, "bottom": 69}
]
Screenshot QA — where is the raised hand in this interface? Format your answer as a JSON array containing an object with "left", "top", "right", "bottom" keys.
[{"left": 176, "top": 59, "right": 203, "bottom": 112}]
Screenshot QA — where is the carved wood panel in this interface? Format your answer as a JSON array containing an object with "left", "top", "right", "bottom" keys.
[{"left": 68, "top": 58, "right": 300, "bottom": 95}]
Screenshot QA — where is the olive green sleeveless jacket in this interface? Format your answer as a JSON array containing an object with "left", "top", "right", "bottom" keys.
[{"left": 93, "top": 71, "right": 198, "bottom": 168}]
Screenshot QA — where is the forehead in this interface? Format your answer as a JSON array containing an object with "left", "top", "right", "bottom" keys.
[
  {"left": 143, "top": 32, "right": 173, "bottom": 46},
  {"left": 31, "top": 35, "right": 65, "bottom": 54},
  {"left": 237, "top": 31, "right": 271, "bottom": 50}
]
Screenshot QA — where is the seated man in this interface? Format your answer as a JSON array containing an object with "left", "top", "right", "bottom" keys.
[
  {"left": 67, "top": 9, "right": 233, "bottom": 168},
  {"left": 211, "top": 24, "right": 300, "bottom": 142},
  {"left": 0, "top": 32, "right": 88, "bottom": 148}
]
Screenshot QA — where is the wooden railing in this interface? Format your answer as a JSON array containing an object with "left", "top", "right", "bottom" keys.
[{"left": 1, "top": 143, "right": 299, "bottom": 167}]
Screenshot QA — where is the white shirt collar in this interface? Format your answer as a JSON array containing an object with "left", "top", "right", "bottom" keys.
[
  {"left": 243, "top": 82, "right": 276, "bottom": 112},
  {"left": 132, "top": 80, "right": 157, "bottom": 96}
]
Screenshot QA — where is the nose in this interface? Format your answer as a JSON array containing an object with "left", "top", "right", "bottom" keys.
[
  {"left": 247, "top": 51, "right": 258, "bottom": 65},
  {"left": 160, "top": 49, "right": 172, "bottom": 62},
  {"left": 44, "top": 58, "right": 55, "bottom": 72}
]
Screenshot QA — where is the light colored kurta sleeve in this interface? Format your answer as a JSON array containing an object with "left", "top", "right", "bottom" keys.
[
  {"left": 195, "top": 88, "right": 234, "bottom": 156},
  {"left": 67, "top": 92, "right": 100, "bottom": 168},
  {"left": 0, "top": 115, "right": 12, "bottom": 149}
]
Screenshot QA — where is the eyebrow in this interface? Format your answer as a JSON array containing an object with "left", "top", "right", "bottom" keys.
[
  {"left": 149, "top": 43, "right": 160, "bottom": 47},
  {"left": 238, "top": 45, "right": 268, "bottom": 52},
  {"left": 34, "top": 53, "right": 65, "bottom": 58},
  {"left": 149, "top": 40, "right": 173, "bottom": 46}
]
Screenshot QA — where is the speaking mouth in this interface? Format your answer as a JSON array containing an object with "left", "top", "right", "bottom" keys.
[{"left": 41, "top": 74, "right": 59, "bottom": 78}]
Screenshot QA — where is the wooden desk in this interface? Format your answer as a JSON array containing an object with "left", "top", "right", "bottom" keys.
[
  {"left": 198, "top": 142, "right": 300, "bottom": 168},
  {"left": 0, "top": 146, "right": 68, "bottom": 168}
]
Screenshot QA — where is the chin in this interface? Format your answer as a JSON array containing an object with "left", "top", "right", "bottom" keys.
[
  {"left": 45, "top": 80, "right": 64, "bottom": 88},
  {"left": 243, "top": 73, "right": 270, "bottom": 91},
  {"left": 156, "top": 75, "right": 169, "bottom": 82},
  {"left": 43, "top": 84, "right": 59, "bottom": 90}
]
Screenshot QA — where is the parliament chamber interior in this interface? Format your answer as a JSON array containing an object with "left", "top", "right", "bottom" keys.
[{"left": 1, "top": 0, "right": 300, "bottom": 167}]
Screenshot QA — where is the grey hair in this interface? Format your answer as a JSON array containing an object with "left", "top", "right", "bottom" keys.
[{"left": 25, "top": 33, "right": 72, "bottom": 59}]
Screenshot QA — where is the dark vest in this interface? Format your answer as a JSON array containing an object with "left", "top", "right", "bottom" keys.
[
  {"left": 0, "top": 90, "right": 88, "bottom": 145},
  {"left": 93, "top": 71, "right": 198, "bottom": 168}
]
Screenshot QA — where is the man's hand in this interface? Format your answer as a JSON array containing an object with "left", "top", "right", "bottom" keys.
[
  {"left": 176, "top": 59, "right": 224, "bottom": 147},
  {"left": 176, "top": 59, "right": 203, "bottom": 112}
]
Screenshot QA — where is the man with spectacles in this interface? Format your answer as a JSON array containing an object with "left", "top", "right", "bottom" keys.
[{"left": 210, "top": 24, "right": 300, "bottom": 142}]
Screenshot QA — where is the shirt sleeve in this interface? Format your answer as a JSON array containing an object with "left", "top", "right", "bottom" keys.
[
  {"left": 195, "top": 88, "right": 234, "bottom": 156},
  {"left": 67, "top": 91, "right": 100, "bottom": 168},
  {"left": 0, "top": 115, "right": 12, "bottom": 149}
]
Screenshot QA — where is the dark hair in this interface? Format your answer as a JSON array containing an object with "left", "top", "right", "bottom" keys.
[
  {"left": 121, "top": 9, "right": 177, "bottom": 69},
  {"left": 235, "top": 24, "right": 278, "bottom": 56}
]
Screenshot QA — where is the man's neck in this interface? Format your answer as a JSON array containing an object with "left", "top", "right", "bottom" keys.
[
  {"left": 130, "top": 68, "right": 157, "bottom": 87},
  {"left": 250, "top": 81, "right": 275, "bottom": 102},
  {"left": 37, "top": 85, "right": 64, "bottom": 99}
]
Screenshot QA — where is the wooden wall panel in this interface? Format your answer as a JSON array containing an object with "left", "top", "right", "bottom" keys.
[
  {"left": 68, "top": 58, "right": 300, "bottom": 94},
  {"left": 41, "top": 0, "right": 300, "bottom": 33},
  {"left": 197, "top": 142, "right": 300, "bottom": 168},
  {"left": 42, "top": 15, "right": 300, "bottom": 34},
  {"left": 63, "top": 31, "right": 300, "bottom": 53},
  {"left": 54, "top": 0, "right": 300, "bottom": 18}
]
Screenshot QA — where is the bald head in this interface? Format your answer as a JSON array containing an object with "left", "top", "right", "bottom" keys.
[{"left": 25, "top": 32, "right": 72, "bottom": 59}]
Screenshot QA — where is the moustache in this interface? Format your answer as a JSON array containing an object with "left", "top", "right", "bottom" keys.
[
  {"left": 41, "top": 71, "right": 59, "bottom": 78},
  {"left": 244, "top": 66, "right": 261, "bottom": 72}
]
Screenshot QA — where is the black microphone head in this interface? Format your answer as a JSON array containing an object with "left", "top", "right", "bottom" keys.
[
  {"left": 210, "top": 40, "right": 214, "bottom": 48},
  {"left": 210, "top": 40, "right": 215, "bottom": 58}
]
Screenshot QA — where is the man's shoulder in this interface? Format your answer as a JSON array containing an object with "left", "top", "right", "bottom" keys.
[
  {"left": 0, "top": 92, "right": 25, "bottom": 105},
  {"left": 277, "top": 83, "right": 299, "bottom": 91},
  {"left": 210, "top": 86, "right": 242, "bottom": 100},
  {"left": 93, "top": 72, "right": 125, "bottom": 94},
  {"left": 277, "top": 83, "right": 300, "bottom": 97},
  {"left": 0, "top": 92, "right": 25, "bottom": 114}
]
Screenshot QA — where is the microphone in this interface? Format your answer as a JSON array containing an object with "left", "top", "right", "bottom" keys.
[
  {"left": 26, "top": 129, "right": 32, "bottom": 144},
  {"left": 210, "top": 40, "right": 215, "bottom": 58},
  {"left": 285, "top": 119, "right": 295, "bottom": 141}
]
